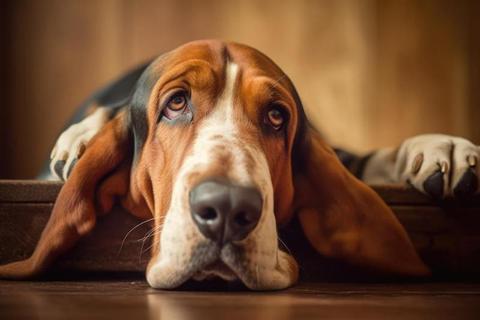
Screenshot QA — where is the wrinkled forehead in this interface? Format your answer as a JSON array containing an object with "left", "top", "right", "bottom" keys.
[
  {"left": 227, "top": 42, "right": 291, "bottom": 83},
  {"left": 129, "top": 40, "right": 305, "bottom": 155},
  {"left": 151, "top": 41, "right": 293, "bottom": 91}
]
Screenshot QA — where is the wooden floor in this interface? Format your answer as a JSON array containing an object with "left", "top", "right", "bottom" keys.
[
  {"left": 1, "top": 277, "right": 480, "bottom": 320},
  {"left": 1, "top": 182, "right": 480, "bottom": 319}
]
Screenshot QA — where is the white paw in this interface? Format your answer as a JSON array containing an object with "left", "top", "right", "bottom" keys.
[
  {"left": 50, "top": 108, "right": 110, "bottom": 181},
  {"left": 395, "top": 134, "right": 480, "bottom": 198}
]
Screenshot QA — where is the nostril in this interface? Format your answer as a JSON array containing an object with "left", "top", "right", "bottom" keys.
[
  {"left": 198, "top": 207, "right": 218, "bottom": 221},
  {"left": 234, "top": 211, "right": 253, "bottom": 226}
]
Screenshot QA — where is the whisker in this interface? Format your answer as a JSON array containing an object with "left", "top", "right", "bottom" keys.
[
  {"left": 278, "top": 237, "right": 292, "bottom": 256},
  {"left": 133, "top": 223, "right": 164, "bottom": 243},
  {"left": 138, "top": 232, "right": 157, "bottom": 262},
  {"left": 117, "top": 218, "right": 155, "bottom": 256},
  {"left": 139, "top": 223, "right": 166, "bottom": 263},
  {"left": 136, "top": 226, "right": 163, "bottom": 262},
  {"left": 142, "top": 242, "right": 155, "bottom": 254}
]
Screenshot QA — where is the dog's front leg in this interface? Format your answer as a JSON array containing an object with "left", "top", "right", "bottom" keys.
[{"left": 0, "top": 112, "right": 132, "bottom": 279}]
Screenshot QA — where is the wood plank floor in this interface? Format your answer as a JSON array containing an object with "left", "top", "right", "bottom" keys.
[{"left": 1, "top": 278, "right": 480, "bottom": 320}]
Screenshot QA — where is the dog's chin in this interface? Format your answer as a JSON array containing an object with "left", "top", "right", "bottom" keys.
[
  {"left": 191, "top": 260, "right": 238, "bottom": 282},
  {"left": 147, "top": 240, "right": 298, "bottom": 291},
  {"left": 147, "top": 245, "right": 242, "bottom": 288}
]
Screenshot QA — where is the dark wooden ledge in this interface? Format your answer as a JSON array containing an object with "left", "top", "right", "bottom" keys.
[{"left": 0, "top": 180, "right": 480, "bottom": 279}]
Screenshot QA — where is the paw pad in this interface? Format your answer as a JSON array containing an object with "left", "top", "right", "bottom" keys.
[{"left": 423, "top": 170, "right": 444, "bottom": 199}]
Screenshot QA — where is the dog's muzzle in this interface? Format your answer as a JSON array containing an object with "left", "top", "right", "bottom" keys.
[{"left": 189, "top": 180, "right": 263, "bottom": 244}]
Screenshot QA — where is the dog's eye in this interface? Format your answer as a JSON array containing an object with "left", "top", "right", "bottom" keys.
[
  {"left": 168, "top": 93, "right": 187, "bottom": 111},
  {"left": 162, "top": 91, "right": 189, "bottom": 120},
  {"left": 266, "top": 106, "right": 286, "bottom": 130}
]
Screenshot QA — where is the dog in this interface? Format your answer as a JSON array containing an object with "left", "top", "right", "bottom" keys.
[{"left": 1, "top": 40, "right": 479, "bottom": 290}]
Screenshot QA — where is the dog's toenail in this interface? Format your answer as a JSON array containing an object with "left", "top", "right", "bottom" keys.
[
  {"left": 467, "top": 155, "right": 477, "bottom": 168},
  {"left": 77, "top": 143, "right": 86, "bottom": 158},
  {"left": 453, "top": 168, "right": 478, "bottom": 198},
  {"left": 54, "top": 160, "right": 66, "bottom": 181},
  {"left": 440, "top": 161, "right": 449, "bottom": 174},
  {"left": 66, "top": 158, "right": 78, "bottom": 178},
  {"left": 423, "top": 170, "right": 444, "bottom": 199},
  {"left": 411, "top": 153, "right": 424, "bottom": 175}
]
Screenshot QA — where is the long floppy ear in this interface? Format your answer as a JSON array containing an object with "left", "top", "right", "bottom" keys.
[
  {"left": 294, "top": 126, "right": 430, "bottom": 276},
  {"left": 0, "top": 111, "right": 132, "bottom": 279}
]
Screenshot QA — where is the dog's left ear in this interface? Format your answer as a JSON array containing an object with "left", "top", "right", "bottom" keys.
[
  {"left": 0, "top": 111, "right": 132, "bottom": 279},
  {"left": 293, "top": 126, "right": 430, "bottom": 276}
]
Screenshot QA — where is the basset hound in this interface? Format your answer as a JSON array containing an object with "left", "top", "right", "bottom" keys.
[{"left": 1, "top": 40, "right": 479, "bottom": 290}]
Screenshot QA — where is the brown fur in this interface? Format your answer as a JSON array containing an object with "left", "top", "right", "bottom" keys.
[
  {"left": 0, "top": 40, "right": 429, "bottom": 281},
  {"left": 294, "top": 129, "right": 429, "bottom": 275}
]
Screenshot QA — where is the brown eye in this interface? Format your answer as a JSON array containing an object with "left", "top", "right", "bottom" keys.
[
  {"left": 167, "top": 92, "right": 187, "bottom": 111},
  {"left": 266, "top": 107, "right": 285, "bottom": 130},
  {"left": 162, "top": 91, "right": 190, "bottom": 120}
]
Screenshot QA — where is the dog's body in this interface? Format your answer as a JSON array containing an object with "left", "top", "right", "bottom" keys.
[{"left": 1, "top": 40, "right": 479, "bottom": 289}]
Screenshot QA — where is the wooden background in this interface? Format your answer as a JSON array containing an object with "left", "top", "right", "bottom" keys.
[{"left": 0, "top": 0, "right": 479, "bottom": 179}]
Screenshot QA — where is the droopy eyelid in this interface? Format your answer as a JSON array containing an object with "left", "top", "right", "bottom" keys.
[
  {"left": 156, "top": 89, "right": 194, "bottom": 124},
  {"left": 159, "top": 86, "right": 191, "bottom": 107}
]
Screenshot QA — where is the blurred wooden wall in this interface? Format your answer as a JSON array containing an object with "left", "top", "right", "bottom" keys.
[{"left": 0, "top": 0, "right": 479, "bottom": 178}]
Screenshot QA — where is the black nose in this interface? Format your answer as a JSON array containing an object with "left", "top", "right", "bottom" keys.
[{"left": 189, "top": 180, "right": 263, "bottom": 244}]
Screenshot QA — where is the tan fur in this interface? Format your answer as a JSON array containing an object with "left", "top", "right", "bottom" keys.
[{"left": 0, "top": 40, "right": 429, "bottom": 285}]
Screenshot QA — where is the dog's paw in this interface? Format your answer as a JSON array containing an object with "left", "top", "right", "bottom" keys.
[
  {"left": 396, "top": 134, "right": 479, "bottom": 199},
  {"left": 50, "top": 108, "right": 110, "bottom": 181}
]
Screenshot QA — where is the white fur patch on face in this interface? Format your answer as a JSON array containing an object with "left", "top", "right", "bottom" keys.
[
  {"left": 49, "top": 107, "right": 112, "bottom": 181},
  {"left": 362, "top": 134, "right": 480, "bottom": 198},
  {"left": 146, "top": 62, "right": 297, "bottom": 290}
]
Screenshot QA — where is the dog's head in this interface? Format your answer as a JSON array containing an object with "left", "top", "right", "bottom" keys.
[
  {"left": 127, "top": 41, "right": 305, "bottom": 289},
  {"left": 123, "top": 40, "right": 428, "bottom": 289},
  {"left": 3, "top": 40, "right": 428, "bottom": 288}
]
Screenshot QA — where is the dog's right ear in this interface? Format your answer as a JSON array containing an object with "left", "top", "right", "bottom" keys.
[
  {"left": 0, "top": 111, "right": 132, "bottom": 279},
  {"left": 292, "top": 126, "right": 430, "bottom": 276}
]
